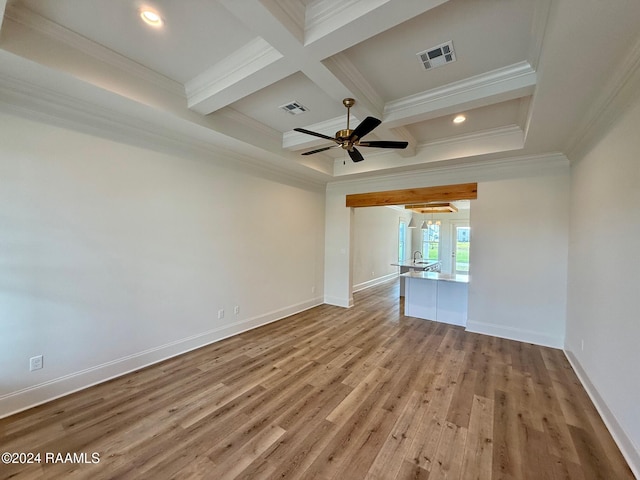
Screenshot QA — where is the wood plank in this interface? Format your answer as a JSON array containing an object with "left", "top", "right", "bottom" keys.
[
  {"left": 345, "top": 183, "right": 478, "bottom": 207},
  {"left": 0, "top": 279, "right": 631, "bottom": 480},
  {"left": 460, "top": 394, "right": 493, "bottom": 480}
]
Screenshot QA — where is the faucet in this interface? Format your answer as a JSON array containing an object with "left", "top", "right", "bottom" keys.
[{"left": 413, "top": 250, "right": 423, "bottom": 263}]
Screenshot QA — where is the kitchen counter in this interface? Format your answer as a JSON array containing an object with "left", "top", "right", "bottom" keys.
[
  {"left": 391, "top": 260, "right": 441, "bottom": 296},
  {"left": 391, "top": 260, "right": 440, "bottom": 270},
  {"left": 400, "top": 271, "right": 469, "bottom": 283}
]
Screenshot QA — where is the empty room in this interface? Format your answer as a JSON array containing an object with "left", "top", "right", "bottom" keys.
[{"left": 1, "top": 0, "right": 639, "bottom": 478}]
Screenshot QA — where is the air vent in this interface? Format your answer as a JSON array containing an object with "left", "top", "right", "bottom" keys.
[
  {"left": 279, "top": 101, "right": 309, "bottom": 115},
  {"left": 417, "top": 41, "right": 456, "bottom": 70}
]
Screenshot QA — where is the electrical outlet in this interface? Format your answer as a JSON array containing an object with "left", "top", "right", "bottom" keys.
[
  {"left": 30, "top": 355, "right": 43, "bottom": 371},
  {"left": 234, "top": 306, "right": 240, "bottom": 315},
  {"left": 581, "top": 339, "right": 584, "bottom": 351},
  {"left": 218, "top": 309, "right": 224, "bottom": 320},
  {"left": 311, "top": 286, "right": 316, "bottom": 294}
]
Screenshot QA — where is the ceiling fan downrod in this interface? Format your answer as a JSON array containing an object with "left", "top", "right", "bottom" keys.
[{"left": 337, "top": 98, "right": 355, "bottom": 146}]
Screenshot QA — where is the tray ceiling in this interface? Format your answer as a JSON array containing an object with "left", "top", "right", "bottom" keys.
[{"left": 1, "top": 0, "right": 639, "bottom": 182}]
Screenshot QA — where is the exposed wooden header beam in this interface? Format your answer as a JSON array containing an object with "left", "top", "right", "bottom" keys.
[{"left": 345, "top": 183, "right": 477, "bottom": 208}]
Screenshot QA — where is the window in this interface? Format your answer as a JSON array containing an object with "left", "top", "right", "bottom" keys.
[
  {"left": 422, "top": 224, "right": 440, "bottom": 261},
  {"left": 454, "top": 226, "right": 470, "bottom": 273},
  {"left": 398, "top": 220, "right": 407, "bottom": 262}
]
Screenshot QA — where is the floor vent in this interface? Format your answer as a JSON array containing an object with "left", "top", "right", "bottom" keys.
[
  {"left": 279, "top": 101, "right": 309, "bottom": 115},
  {"left": 417, "top": 41, "right": 456, "bottom": 70}
]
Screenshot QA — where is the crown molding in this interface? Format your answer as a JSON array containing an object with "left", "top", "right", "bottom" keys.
[
  {"left": 304, "top": 0, "right": 362, "bottom": 33},
  {"left": 565, "top": 34, "right": 640, "bottom": 161},
  {"left": 0, "top": 0, "right": 7, "bottom": 31},
  {"left": 527, "top": 0, "right": 553, "bottom": 70},
  {"left": 332, "top": 125, "right": 525, "bottom": 177},
  {"left": 4, "top": 5, "right": 184, "bottom": 97},
  {"left": 185, "top": 37, "right": 284, "bottom": 114},
  {"left": 326, "top": 152, "right": 568, "bottom": 192},
  {"left": 323, "top": 52, "right": 384, "bottom": 117},
  {"left": 262, "top": 0, "right": 306, "bottom": 43},
  {"left": 383, "top": 61, "right": 537, "bottom": 128},
  {"left": 0, "top": 70, "right": 328, "bottom": 191},
  {"left": 215, "top": 107, "right": 284, "bottom": 144}
]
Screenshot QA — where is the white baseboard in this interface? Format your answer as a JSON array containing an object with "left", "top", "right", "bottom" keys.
[
  {"left": 465, "top": 319, "right": 563, "bottom": 349},
  {"left": 564, "top": 349, "right": 640, "bottom": 479},
  {"left": 353, "top": 273, "right": 398, "bottom": 293},
  {"left": 324, "top": 295, "right": 353, "bottom": 308},
  {"left": 0, "top": 297, "right": 324, "bottom": 419}
]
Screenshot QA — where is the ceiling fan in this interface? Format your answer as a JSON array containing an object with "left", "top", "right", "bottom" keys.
[{"left": 294, "top": 98, "right": 408, "bottom": 162}]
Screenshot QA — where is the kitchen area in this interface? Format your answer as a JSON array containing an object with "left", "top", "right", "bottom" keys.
[
  {"left": 351, "top": 200, "right": 470, "bottom": 326},
  {"left": 397, "top": 202, "right": 470, "bottom": 326}
]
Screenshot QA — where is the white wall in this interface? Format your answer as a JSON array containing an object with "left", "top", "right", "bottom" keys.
[
  {"left": 466, "top": 173, "right": 569, "bottom": 348},
  {"left": 566, "top": 95, "right": 640, "bottom": 475},
  {"left": 0, "top": 112, "right": 326, "bottom": 417},
  {"left": 352, "top": 207, "right": 412, "bottom": 291},
  {"left": 325, "top": 155, "right": 570, "bottom": 349}
]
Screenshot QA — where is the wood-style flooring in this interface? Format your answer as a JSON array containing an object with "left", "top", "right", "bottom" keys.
[{"left": 0, "top": 280, "right": 633, "bottom": 479}]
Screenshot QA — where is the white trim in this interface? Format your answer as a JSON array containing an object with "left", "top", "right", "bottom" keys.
[
  {"left": 353, "top": 272, "right": 397, "bottom": 293},
  {"left": 564, "top": 350, "right": 640, "bottom": 479},
  {"left": 326, "top": 152, "right": 569, "bottom": 192},
  {"left": 0, "top": 297, "right": 323, "bottom": 419},
  {"left": 0, "top": 0, "right": 7, "bottom": 31},
  {"left": 383, "top": 61, "right": 536, "bottom": 127},
  {"left": 4, "top": 5, "right": 184, "bottom": 96},
  {"left": 185, "top": 37, "right": 284, "bottom": 114},
  {"left": 0, "top": 69, "right": 328, "bottom": 191},
  {"left": 324, "top": 295, "right": 354, "bottom": 308},
  {"left": 566, "top": 34, "right": 640, "bottom": 161},
  {"left": 465, "top": 319, "right": 563, "bottom": 349}
]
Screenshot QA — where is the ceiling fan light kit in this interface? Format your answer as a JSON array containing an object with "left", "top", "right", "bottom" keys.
[{"left": 294, "top": 98, "right": 408, "bottom": 163}]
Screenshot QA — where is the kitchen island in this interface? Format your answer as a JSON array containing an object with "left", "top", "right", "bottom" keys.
[
  {"left": 391, "top": 260, "right": 440, "bottom": 296},
  {"left": 401, "top": 271, "right": 469, "bottom": 326}
]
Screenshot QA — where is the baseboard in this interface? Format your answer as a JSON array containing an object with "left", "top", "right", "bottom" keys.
[
  {"left": 465, "top": 319, "right": 564, "bottom": 349},
  {"left": 564, "top": 349, "right": 640, "bottom": 479},
  {"left": 324, "top": 295, "right": 354, "bottom": 308},
  {"left": 0, "top": 297, "right": 324, "bottom": 419},
  {"left": 353, "top": 273, "right": 398, "bottom": 293}
]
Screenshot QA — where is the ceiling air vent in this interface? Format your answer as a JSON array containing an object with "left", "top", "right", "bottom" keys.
[
  {"left": 417, "top": 41, "right": 456, "bottom": 70},
  {"left": 279, "top": 101, "right": 309, "bottom": 115}
]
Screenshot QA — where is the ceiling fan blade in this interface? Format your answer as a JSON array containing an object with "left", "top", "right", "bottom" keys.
[
  {"left": 348, "top": 147, "right": 365, "bottom": 163},
  {"left": 301, "top": 145, "right": 335, "bottom": 155},
  {"left": 358, "top": 140, "right": 409, "bottom": 149},
  {"left": 349, "top": 116, "right": 382, "bottom": 141},
  {"left": 293, "top": 128, "right": 336, "bottom": 142}
]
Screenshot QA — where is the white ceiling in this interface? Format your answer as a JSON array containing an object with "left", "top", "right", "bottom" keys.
[{"left": 1, "top": 0, "right": 639, "bottom": 183}]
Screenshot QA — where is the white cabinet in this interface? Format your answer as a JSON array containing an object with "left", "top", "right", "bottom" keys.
[
  {"left": 404, "top": 274, "right": 438, "bottom": 320},
  {"left": 402, "top": 272, "right": 469, "bottom": 326},
  {"left": 436, "top": 280, "right": 468, "bottom": 326}
]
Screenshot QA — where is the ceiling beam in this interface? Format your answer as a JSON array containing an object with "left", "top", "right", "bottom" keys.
[
  {"left": 383, "top": 62, "right": 537, "bottom": 128},
  {"left": 345, "top": 183, "right": 478, "bottom": 208},
  {"left": 0, "top": 0, "right": 7, "bottom": 31},
  {"left": 191, "top": 0, "right": 450, "bottom": 115}
]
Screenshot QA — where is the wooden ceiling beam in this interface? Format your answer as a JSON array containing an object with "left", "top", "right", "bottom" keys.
[
  {"left": 406, "top": 203, "right": 459, "bottom": 214},
  {"left": 345, "top": 183, "right": 477, "bottom": 208}
]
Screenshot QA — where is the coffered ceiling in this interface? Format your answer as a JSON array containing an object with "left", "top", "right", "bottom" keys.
[{"left": 1, "top": 0, "right": 639, "bottom": 183}]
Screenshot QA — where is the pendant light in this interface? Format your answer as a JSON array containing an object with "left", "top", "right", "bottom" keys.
[
  {"left": 408, "top": 216, "right": 416, "bottom": 228},
  {"left": 426, "top": 213, "right": 441, "bottom": 227}
]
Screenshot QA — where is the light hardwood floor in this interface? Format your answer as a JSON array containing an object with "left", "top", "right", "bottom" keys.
[{"left": 0, "top": 280, "right": 633, "bottom": 479}]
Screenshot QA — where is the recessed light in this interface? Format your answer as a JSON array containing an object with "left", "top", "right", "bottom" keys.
[
  {"left": 453, "top": 115, "right": 466, "bottom": 124},
  {"left": 140, "top": 8, "right": 163, "bottom": 27}
]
